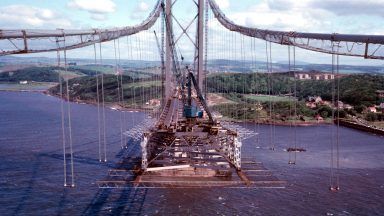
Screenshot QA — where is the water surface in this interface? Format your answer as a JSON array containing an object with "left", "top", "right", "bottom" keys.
[{"left": 1, "top": 91, "right": 383, "bottom": 215}]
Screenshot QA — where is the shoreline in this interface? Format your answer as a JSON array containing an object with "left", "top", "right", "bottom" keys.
[
  {"left": 337, "top": 118, "right": 384, "bottom": 136},
  {"left": 219, "top": 118, "right": 332, "bottom": 126},
  {"left": 4, "top": 88, "right": 383, "bottom": 132},
  {"left": 44, "top": 91, "right": 154, "bottom": 112},
  {"left": 1, "top": 88, "right": 334, "bottom": 126}
]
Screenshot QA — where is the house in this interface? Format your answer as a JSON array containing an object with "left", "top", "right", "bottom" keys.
[
  {"left": 322, "top": 74, "right": 335, "bottom": 80},
  {"left": 343, "top": 104, "right": 353, "bottom": 110},
  {"left": 149, "top": 99, "right": 161, "bottom": 107},
  {"left": 312, "top": 74, "right": 321, "bottom": 80},
  {"left": 294, "top": 72, "right": 335, "bottom": 80},
  {"left": 366, "top": 106, "right": 377, "bottom": 113},
  {"left": 307, "top": 96, "right": 322, "bottom": 104},
  {"left": 306, "top": 102, "right": 317, "bottom": 109},
  {"left": 315, "top": 114, "right": 323, "bottom": 122},
  {"left": 314, "top": 96, "right": 322, "bottom": 103},
  {"left": 295, "top": 73, "right": 311, "bottom": 80},
  {"left": 336, "top": 101, "right": 344, "bottom": 109}
]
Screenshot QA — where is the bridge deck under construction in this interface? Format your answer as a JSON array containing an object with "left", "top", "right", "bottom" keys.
[
  {"left": 97, "top": 87, "right": 286, "bottom": 188},
  {"left": 97, "top": 157, "right": 285, "bottom": 189}
]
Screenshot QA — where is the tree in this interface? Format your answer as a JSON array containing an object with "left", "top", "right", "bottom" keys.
[
  {"left": 317, "top": 105, "right": 332, "bottom": 118},
  {"left": 355, "top": 105, "right": 366, "bottom": 114},
  {"left": 365, "top": 113, "right": 378, "bottom": 121}
]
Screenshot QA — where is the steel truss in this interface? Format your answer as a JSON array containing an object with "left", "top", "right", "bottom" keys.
[
  {"left": 0, "top": 0, "right": 162, "bottom": 55},
  {"left": 208, "top": 0, "right": 384, "bottom": 59}
]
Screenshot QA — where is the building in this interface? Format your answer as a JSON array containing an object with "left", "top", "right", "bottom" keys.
[
  {"left": 344, "top": 104, "right": 353, "bottom": 110},
  {"left": 295, "top": 73, "right": 311, "bottom": 80},
  {"left": 366, "top": 106, "right": 377, "bottom": 113},
  {"left": 294, "top": 71, "right": 335, "bottom": 80},
  {"left": 307, "top": 96, "right": 322, "bottom": 103}
]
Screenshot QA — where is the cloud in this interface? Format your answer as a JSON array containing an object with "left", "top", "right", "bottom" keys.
[
  {"left": 130, "top": 1, "right": 152, "bottom": 20},
  {"left": 68, "top": 0, "right": 115, "bottom": 21},
  {"left": 310, "top": 0, "right": 384, "bottom": 17},
  {"left": 90, "top": 13, "right": 108, "bottom": 21},
  {"left": 212, "top": 0, "right": 384, "bottom": 34},
  {"left": 138, "top": 2, "right": 149, "bottom": 12},
  {"left": 0, "top": 5, "right": 72, "bottom": 28},
  {"left": 215, "top": 0, "right": 230, "bottom": 9},
  {"left": 222, "top": 1, "right": 328, "bottom": 32},
  {"left": 68, "top": 0, "right": 116, "bottom": 14}
]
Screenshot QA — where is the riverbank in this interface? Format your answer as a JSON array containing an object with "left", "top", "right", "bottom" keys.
[
  {"left": 46, "top": 89, "right": 330, "bottom": 126},
  {"left": 0, "top": 82, "right": 57, "bottom": 92},
  {"left": 4, "top": 83, "right": 374, "bottom": 129},
  {"left": 337, "top": 118, "right": 384, "bottom": 136},
  {"left": 45, "top": 90, "right": 158, "bottom": 112},
  {"left": 217, "top": 117, "right": 332, "bottom": 126}
]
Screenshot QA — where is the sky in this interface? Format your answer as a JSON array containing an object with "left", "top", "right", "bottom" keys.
[{"left": 0, "top": 0, "right": 383, "bottom": 65}]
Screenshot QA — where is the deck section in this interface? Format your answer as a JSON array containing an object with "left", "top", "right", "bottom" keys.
[{"left": 97, "top": 159, "right": 285, "bottom": 188}]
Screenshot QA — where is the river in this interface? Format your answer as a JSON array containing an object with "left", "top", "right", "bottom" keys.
[{"left": 0, "top": 91, "right": 383, "bottom": 215}]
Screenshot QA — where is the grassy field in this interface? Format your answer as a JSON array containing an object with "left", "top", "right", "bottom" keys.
[
  {"left": 243, "top": 94, "right": 295, "bottom": 102},
  {"left": 70, "top": 65, "right": 115, "bottom": 74},
  {"left": 122, "top": 80, "right": 161, "bottom": 88},
  {"left": 57, "top": 70, "right": 84, "bottom": 80}
]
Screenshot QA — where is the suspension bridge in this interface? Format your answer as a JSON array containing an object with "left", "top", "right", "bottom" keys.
[{"left": 1, "top": 0, "right": 384, "bottom": 190}]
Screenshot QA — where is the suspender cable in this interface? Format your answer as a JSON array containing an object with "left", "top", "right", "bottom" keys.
[
  {"left": 99, "top": 42, "right": 107, "bottom": 162},
  {"left": 330, "top": 42, "right": 336, "bottom": 191},
  {"left": 293, "top": 45, "right": 298, "bottom": 164},
  {"left": 127, "top": 35, "right": 136, "bottom": 126},
  {"left": 57, "top": 41, "right": 67, "bottom": 187},
  {"left": 118, "top": 38, "right": 127, "bottom": 147},
  {"left": 265, "top": 40, "right": 274, "bottom": 151},
  {"left": 240, "top": 34, "right": 246, "bottom": 125},
  {"left": 136, "top": 34, "right": 144, "bottom": 114},
  {"left": 251, "top": 37, "right": 260, "bottom": 147},
  {"left": 204, "top": 0, "right": 209, "bottom": 99},
  {"left": 336, "top": 51, "right": 341, "bottom": 190},
  {"left": 288, "top": 45, "right": 293, "bottom": 164},
  {"left": 63, "top": 34, "right": 75, "bottom": 187},
  {"left": 269, "top": 41, "right": 276, "bottom": 151},
  {"left": 114, "top": 39, "right": 124, "bottom": 149},
  {"left": 288, "top": 44, "right": 298, "bottom": 164},
  {"left": 93, "top": 42, "right": 102, "bottom": 162}
]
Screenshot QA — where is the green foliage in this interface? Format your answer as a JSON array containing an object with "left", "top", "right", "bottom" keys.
[
  {"left": 0, "top": 66, "right": 60, "bottom": 82},
  {"left": 211, "top": 100, "right": 315, "bottom": 120},
  {"left": 365, "top": 112, "right": 378, "bottom": 121},
  {"left": 337, "top": 109, "right": 347, "bottom": 118},
  {"left": 207, "top": 73, "right": 384, "bottom": 107},
  {"left": 345, "top": 108, "right": 357, "bottom": 116},
  {"left": 317, "top": 105, "right": 333, "bottom": 118},
  {"left": 49, "top": 74, "right": 162, "bottom": 105},
  {"left": 212, "top": 103, "right": 265, "bottom": 120},
  {"left": 354, "top": 105, "right": 366, "bottom": 114}
]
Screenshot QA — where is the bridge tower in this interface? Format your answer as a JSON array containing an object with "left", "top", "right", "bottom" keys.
[{"left": 164, "top": 0, "right": 205, "bottom": 98}]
